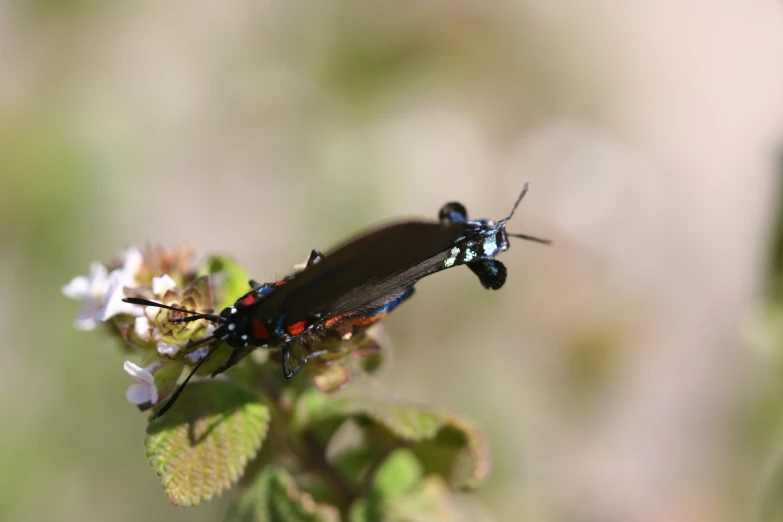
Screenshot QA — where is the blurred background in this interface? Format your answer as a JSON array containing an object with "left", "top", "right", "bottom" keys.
[{"left": 2, "top": 1, "right": 783, "bottom": 521}]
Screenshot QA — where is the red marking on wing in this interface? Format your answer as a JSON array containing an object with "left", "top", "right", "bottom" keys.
[
  {"left": 252, "top": 319, "right": 270, "bottom": 340},
  {"left": 287, "top": 320, "right": 306, "bottom": 336},
  {"left": 274, "top": 280, "right": 287, "bottom": 287},
  {"left": 241, "top": 293, "right": 256, "bottom": 306}
]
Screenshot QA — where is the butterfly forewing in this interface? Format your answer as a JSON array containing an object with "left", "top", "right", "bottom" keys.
[{"left": 251, "top": 221, "right": 466, "bottom": 326}]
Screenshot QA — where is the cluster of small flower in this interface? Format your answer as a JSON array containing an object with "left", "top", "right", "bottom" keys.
[{"left": 62, "top": 246, "right": 216, "bottom": 408}]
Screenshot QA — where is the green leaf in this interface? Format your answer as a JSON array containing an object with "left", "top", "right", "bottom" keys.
[
  {"left": 371, "top": 448, "right": 423, "bottom": 499},
  {"left": 294, "top": 391, "right": 441, "bottom": 440},
  {"left": 330, "top": 445, "right": 382, "bottom": 487},
  {"left": 145, "top": 380, "right": 270, "bottom": 507},
  {"left": 198, "top": 255, "right": 251, "bottom": 310},
  {"left": 384, "top": 476, "right": 459, "bottom": 521},
  {"left": 293, "top": 391, "right": 490, "bottom": 490},
  {"left": 412, "top": 413, "right": 490, "bottom": 491},
  {"left": 350, "top": 476, "right": 457, "bottom": 522},
  {"left": 225, "top": 467, "right": 339, "bottom": 522}
]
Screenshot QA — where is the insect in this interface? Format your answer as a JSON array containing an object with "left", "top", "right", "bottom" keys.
[{"left": 125, "top": 183, "right": 549, "bottom": 417}]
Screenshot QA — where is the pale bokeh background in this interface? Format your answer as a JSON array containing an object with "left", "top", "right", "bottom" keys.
[{"left": 2, "top": 2, "right": 783, "bottom": 521}]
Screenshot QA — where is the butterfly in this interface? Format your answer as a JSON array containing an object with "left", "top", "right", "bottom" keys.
[{"left": 126, "top": 183, "right": 549, "bottom": 417}]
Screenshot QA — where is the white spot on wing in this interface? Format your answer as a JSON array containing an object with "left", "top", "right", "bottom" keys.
[
  {"left": 483, "top": 233, "right": 497, "bottom": 256},
  {"left": 445, "top": 246, "right": 460, "bottom": 267}
]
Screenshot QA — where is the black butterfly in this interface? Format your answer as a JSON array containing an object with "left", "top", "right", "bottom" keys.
[{"left": 126, "top": 183, "right": 549, "bottom": 417}]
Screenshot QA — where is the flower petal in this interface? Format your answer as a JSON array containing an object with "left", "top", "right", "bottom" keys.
[
  {"left": 133, "top": 316, "right": 161, "bottom": 343},
  {"left": 126, "top": 383, "right": 154, "bottom": 404},
  {"left": 134, "top": 316, "right": 151, "bottom": 339},
  {"left": 186, "top": 346, "right": 210, "bottom": 363},
  {"left": 124, "top": 360, "right": 151, "bottom": 381},
  {"left": 152, "top": 274, "right": 177, "bottom": 296},
  {"left": 157, "top": 341, "right": 180, "bottom": 357},
  {"left": 61, "top": 276, "right": 90, "bottom": 300},
  {"left": 98, "top": 270, "right": 143, "bottom": 321},
  {"left": 87, "top": 262, "right": 109, "bottom": 291},
  {"left": 122, "top": 246, "right": 143, "bottom": 276},
  {"left": 72, "top": 298, "right": 105, "bottom": 331},
  {"left": 123, "top": 361, "right": 159, "bottom": 404}
]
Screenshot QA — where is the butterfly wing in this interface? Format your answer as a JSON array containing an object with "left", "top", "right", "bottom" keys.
[{"left": 252, "top": 221, "right": 465, "bottom": 326}]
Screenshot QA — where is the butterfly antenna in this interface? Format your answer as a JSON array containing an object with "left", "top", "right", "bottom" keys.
[
  {"left": 151, "top": 342, "right": 221, "bottom": 419},
  {"left": 497, "top": 183, "right": 552, "bottom": 245},
  {"left": 123, "top": 297, "right": 223, "bottom": 323},
  {"left": 500, "top": 182, "right": 531, "bottom": 224},
  {"left": 181, "top": 332, "right": 222, "bottom": 351},
  {"left": 508, "top": 233, "right": 551, "bottom": 245}
]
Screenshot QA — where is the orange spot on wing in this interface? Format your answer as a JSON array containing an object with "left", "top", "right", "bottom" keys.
[
  {"left": 287, "top": 320, "right": 306, "bottom": 336},
  {"left": 324, "top": 314, "right": 347, "bottom": 329},
  {"left": 274, "top": 280, "right": 287, "bottom": 287},
  {"left": 348, "top": 311, "right": 389, "bottom": 326},
  {"left": 325, "top": 312, "right": 388, "bottom": 330},
  {"left": 252, "top": 319, "right": 270, "bottom": 340},
  {"left": 241, "top": 293, "right": 256, "bottom": 306}
]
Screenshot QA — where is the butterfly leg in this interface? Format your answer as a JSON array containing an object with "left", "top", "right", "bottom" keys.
[
  {"left": 281, "top": 342, "right": 329, "bottom": 379},
  {"left": 211, "top": 347, "right": 246, "bottom": 377}
]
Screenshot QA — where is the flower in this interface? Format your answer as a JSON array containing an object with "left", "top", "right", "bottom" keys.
[
  {"left": 186, "top": 346, "right": 211, "bottom": 363},
  {"left": 157, "top": 341, "right": 180, "bottom": 357},
  {"left": 62, "top": 247, "right": 145, "bottom": 330},
  {"left": 144, "top": 275, "right": 215, "bottom": 346},
  {"left": 61, "top": 262, "right": 111, "bottom": 330},
  {"left": 133, "top": 316, "right": 159, "bottom": 343},
  {"left": 124, "top": 360, "right": 160, "bottom": 405}
]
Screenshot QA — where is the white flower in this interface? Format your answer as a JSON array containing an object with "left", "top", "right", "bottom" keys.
[
  {"left": 186, "top": 346, "right": 210, "bottom": 363},
  {"left": 133, "top": 316, "right": 160, "bottom": 343},
  {"left": 152, "top": 274, "right": 177, "bottom": 296},
  {"left": 62, "top": 247, "right": 144, "bottom": 330},
  {"left": 62, "top": 262, "right": 111, "bottom": 330},
  {"left": 96, "top": 247, "right": 144, "bottom": 322},
  {"left": 124, "top": 360, "right": 160, "bottom": 404},
  {"left": 157, "top": 341, "right": 180, "bottom": 357}
]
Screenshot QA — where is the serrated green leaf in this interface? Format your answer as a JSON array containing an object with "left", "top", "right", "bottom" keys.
[
  {"left": 293, "top": 391, "right": 489, "bottom": 489},
  {"left": 294, "top": 392, "right": 442, "bottom": 440},
  {"left": 145, "top": 380, "right": 269, "bottom": 507},
  {"left": 413, "top": 414, "right": 490, "bottom": 491},
  {"left": 198, "top": 255, "right": 251, "bottom": 310},
  {"left": 225, "top": 467, "right": 339, "bottom": 522}
]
